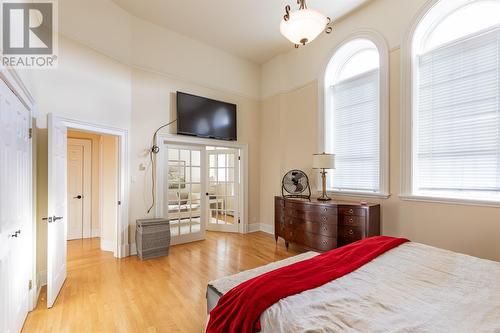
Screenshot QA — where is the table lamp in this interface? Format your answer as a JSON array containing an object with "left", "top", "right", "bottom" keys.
[{"left": 313, "top": 153, "right": 335, "bottom": 201}]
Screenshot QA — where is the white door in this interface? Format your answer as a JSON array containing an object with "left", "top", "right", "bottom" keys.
[
  {"left": 0, "top": 80, "right": 32, "bottom": 333},
  {"left": 163, "top": 145, "right": 206, "bottom": 245},
  {"left": 67, "top": 139, "right": 91, "bottom": 240},
  {"left": 206, "top": 149, "right": 240, "bottom": 233},
  {"left": 47, "top": 114, "right": 68, "bottom": 308}
]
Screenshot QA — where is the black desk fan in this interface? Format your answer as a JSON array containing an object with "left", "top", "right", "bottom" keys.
[{"left": 281, "top": 170, "right": 311, "bottom": 200}]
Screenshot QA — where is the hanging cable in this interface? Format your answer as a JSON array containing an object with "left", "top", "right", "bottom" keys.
[{"left": 147, "top": 119, "right": 177, "bottom": 214}]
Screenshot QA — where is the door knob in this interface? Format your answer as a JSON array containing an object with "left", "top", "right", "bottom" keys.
[
  {"left": 73, "top": 195, "right": 82, "bottom": 199},
  {"left": 9, "top": 230, "right": 20, "bottom": 238},
  {"left": 42, "top": 217, "right": 53, "bottom": 223},
  {"left": 53, "top": 216, "right": 63, "bottom": 222}
]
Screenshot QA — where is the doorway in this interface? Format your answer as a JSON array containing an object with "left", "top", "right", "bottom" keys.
[
  {"left": 66, "top": 130, "right": 119, "bottom": 251},
  {"left": 46, "top": 115, "right": 128, "bottom": 308},
  {"left": 158, "top": 138, "right": 246, "bottom": 246}
]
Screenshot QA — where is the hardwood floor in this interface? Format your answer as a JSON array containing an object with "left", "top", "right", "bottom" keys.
[{"left": 22, "top": 231, "right": 300, "bottom": 333}]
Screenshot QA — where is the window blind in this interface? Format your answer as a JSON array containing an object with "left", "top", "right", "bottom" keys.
[
  {"left": 415, "top": 27, "right": 500, "bottom": 200},
  {"left": 328, "top": 70, "right": 380, "bottom": 192}
]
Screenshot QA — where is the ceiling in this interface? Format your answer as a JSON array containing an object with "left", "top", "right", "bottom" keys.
[{"left": 112, "top": 0, "right": 370, "bottom": 64}]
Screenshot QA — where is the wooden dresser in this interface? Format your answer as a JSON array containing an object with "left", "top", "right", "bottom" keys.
[{"left": 275, "top": 196, "right": 380, "bottom": 252}]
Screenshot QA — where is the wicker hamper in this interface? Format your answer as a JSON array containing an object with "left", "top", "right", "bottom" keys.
[{"left": 136, "top": 218, "right": 170, "bottom": 260}]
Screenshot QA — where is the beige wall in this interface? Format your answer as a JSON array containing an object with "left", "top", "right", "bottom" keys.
[
  {"left": 67, "top": 130, "right": 101, "bottom": 233},
  {"left": 101, "top": 135, "right": 119, "bottom": 248},
  {"left": 259, "top": 49, "right": 500, "bottom": 262}
]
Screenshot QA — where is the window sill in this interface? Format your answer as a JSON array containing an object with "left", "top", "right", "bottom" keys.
[
  {"left": 327, "top": 190, "right": 391, "bottom": 200},
  {"left": 399, "top": 194, "right": 500, "bottom": 208}
]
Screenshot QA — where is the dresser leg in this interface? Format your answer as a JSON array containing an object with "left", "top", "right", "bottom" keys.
[
  {"left": 275, "top": 234, "right": 278, "bottom": 243},
  {"left": 285, "top": 241, "right": 289, "bottom": 250}
]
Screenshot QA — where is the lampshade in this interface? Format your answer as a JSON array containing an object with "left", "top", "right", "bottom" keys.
[
  {"left": 313, "top": 153, "right": 335, "bottom": 169},
  {"left": 280, "top": 8, "right": 329, "bottom": 46}
]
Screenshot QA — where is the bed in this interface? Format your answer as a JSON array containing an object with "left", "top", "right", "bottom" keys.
[{"left": 207, "top": 241, "right": 500, "bottom": 332}]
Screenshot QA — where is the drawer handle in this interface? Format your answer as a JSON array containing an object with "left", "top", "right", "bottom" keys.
[
  {"left": 323, "top": 208, "right": 327, "bottom": 212},
  {"left": 349, "top": 209, "right": 354, "bottom": 214},
  {"left": 322, "top": 216, "right": 327, "bottom": 221},
  {"left": 349, "top": 218, "right": 353, "bottom": 223},
  {"left": 348, "top": 229, "right": 354, "bottom": 235}
]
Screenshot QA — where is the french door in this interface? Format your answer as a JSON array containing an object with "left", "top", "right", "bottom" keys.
[
  {"left": 163, "top": 145, "right": 206, "bottom": 245},
  {"left": 206, "top": 149, "right": 240, "bottom": 233},
  {"left": 0, "top": 80, "right": 32, "bottom": 332}
]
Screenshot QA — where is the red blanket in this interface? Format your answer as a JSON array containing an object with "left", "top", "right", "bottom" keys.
[{"left": 206, "top": 236, "right": 409, "bottom": 333}]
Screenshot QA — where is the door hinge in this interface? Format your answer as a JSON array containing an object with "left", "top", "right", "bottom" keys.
[
  {"left": 238, "top": 156, "right": 241, "bottom": 160},
  {"left": 28, "top": 128, "right": 33, "bottom": 139},
  {"left": 238, "top": 218, "right": 241, "bottom": 224},
  {"left": 28, "top": 280, "right": 32, "bottom": 290},
  {"left": 118, "top": 201, "right": 121, "bottom": 205}
]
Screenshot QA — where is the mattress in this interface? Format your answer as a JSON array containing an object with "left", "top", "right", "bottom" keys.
[{"left": 206, "top": 243, "right": 500, "bottom": 332}]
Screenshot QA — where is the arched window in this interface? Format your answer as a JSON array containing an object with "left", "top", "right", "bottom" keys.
[
  {"left": 404, "top": 0, "right": 500, "bottom": 203},
  {"left": 323, "top": 34, "right": 389, "bottom": 197}
]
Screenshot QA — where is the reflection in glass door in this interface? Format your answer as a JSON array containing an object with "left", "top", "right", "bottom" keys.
[
  {"left": 164, "top": 145, "right": 206, "bottom": 244},
  {"left": 206, "top": 148, "right": 240, "bottom": 232}
]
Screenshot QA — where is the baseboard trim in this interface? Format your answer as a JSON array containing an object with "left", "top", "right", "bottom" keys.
[
  {"left": 36, "top": 269, "right": 47, "bottom": 301},
  {"left": 130, "top": 243, "right": 137, "bottom": 256},
  {"left": 37, "top": 270, "right": 47, "bottom": 288},
  {"left": 247, "top": 224, "right": 261, "bottom": 233},
  {"left": 247, "top": 224, "right": 274, "bottom": 235},
  {"left": 91, "top": 229, "right": 100, "bottom": 237},
  {"left": 259, "top": 224, "right": 274, "bottom": 235},
  {"left": 100, "top": 240, "right": 115, "bottom": 253}
]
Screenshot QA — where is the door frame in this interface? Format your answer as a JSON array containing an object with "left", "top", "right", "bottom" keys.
[
  {"left": 155, "top": 134, "right": 249, "bottom": 234},
  {"left": 48, "top": 115, "right": 129, "bottom": 258},
  {"left": 0, "top": 68, "right": 37, "bottom": 311},
  {"left": 67, "top": 138, "right": 92, "bottom": 240}
]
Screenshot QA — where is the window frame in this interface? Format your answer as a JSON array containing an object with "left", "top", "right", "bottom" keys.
[
  {"left": 401, "top": 0, "right": 500, "bottom": 207},
  {"left": 319, "top": 30, "right": 390, "bottom": 199}
]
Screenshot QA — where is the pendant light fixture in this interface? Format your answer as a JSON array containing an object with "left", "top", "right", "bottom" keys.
[{"left": 280, "top": 0, "right": 333, "bottom": 48}]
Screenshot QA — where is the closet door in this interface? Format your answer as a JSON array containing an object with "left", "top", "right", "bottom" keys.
[{"left": 0, "top": 80, "right": 32, "bottom": 333}]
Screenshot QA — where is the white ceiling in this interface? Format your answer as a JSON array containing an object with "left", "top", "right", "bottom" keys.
[{"left": 112, "top": 0, "right": 370, "bottom": 64}]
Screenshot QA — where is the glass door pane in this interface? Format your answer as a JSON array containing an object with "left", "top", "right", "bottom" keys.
[
  {"left": 206, "top": 148, "right": 240, "bottom": 233},
  {"left": 164, "top": 145, "right": 205, "bottom": 245}
]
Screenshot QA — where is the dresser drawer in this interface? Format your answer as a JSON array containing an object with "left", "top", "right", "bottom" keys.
[
  {"left": 285, "top": 209, "right": 337, "bottom": 223},
  {"left": 285, "top": 201, "right": 335, "bottom": 214},
  {"left": 339, "top": 215, "right": 365, "bottom": 227},
  {"left": 292, "top": 219, "right": 337, "bottom": 237},
  {"left": 338, "top": 225, "right": 364, "bottom": 246},
  {"left": 293, "top": 232, "right": 337, "bottom": 252},
  {"left": 339, "top": 207, "right": 366, "bottom": 217}
]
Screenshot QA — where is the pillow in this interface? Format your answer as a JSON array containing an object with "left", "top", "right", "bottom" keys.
[{"left": 178, "top": 192, "right": 189, "bottom": 205}]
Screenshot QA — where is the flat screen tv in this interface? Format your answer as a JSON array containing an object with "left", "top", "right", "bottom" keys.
[{"left": 176, "top": 92, "right": 237, "bottom": 141}]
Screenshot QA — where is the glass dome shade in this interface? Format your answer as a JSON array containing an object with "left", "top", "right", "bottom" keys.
[{"left": 280, "top": 8, "right": 329, "bottom": 45}]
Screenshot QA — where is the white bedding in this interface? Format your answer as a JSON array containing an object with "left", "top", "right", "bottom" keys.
[{"left": 208, "top": 242, "right": 500, "bottom": 333}]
